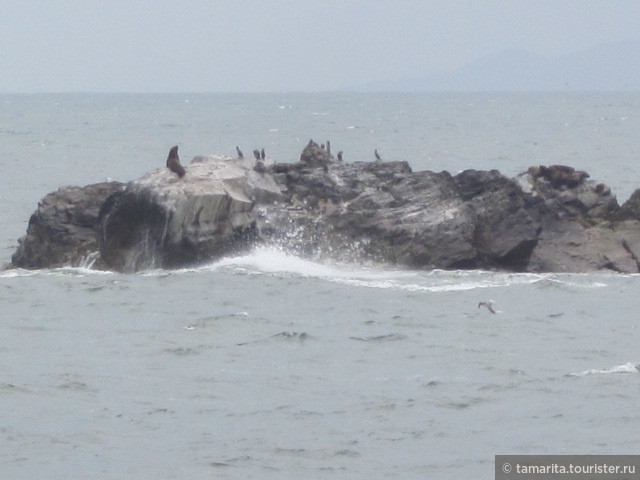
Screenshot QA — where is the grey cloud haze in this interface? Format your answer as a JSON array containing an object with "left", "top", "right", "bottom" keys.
[{"left": 1, "top": 0, "right": 639, "bottom": 92}]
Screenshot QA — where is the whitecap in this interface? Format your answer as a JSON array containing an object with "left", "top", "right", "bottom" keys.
[
  {"left": 0, "top": 266, "right": 114, "bottom": 278},
  {"left": 534, "top": 274, "right": 613, "bottom": 291},
  {"left": 568, "top": 362, "right": 639, "bottom": 377},
  {"left": 192, "top": 247, "right": 546, "bottom": 292},
  {"left": 52, "top": 266, "right": 114, "bottom": 276}
]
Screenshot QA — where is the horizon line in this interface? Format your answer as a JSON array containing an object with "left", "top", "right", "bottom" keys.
[{"left": 2, "top": 88, "right": 639, "bottom": 95}]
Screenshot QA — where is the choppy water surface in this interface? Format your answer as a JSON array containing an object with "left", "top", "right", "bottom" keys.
[
  {"left": 1, "top": 93, "right": 640, "bottom": 478},
  {"left": 2, "top": 250, "right": 640, "bottom": 479}
]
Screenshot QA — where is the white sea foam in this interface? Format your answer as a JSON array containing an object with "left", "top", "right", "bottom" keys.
[
  {"left": 569, "top": 362, "right": 639, "bottom": 377},
  {"left": 195, "top": 247, "right": 546, "bottom": 292},
  {"left": 3, "top": 247, "right": 612, "bottom": 294},
  {"left": 538, "top": 276, "right": 611, "bottom": 289},
  {"left": 0, "top": 266, "right": 114, "bottom": 278},
  {"left": 0, "top": 268, "right": 36, "bottom": 278}
]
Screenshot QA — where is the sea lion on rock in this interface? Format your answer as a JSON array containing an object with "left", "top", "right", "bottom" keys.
[
  {"left": 528, "top": 165, "right": 543, "bottom": 178},
  {"left": 546, "top": 165, "right": 575, "bottom": 188},
  {"left": 566, "top": 170, "right": 590, "bottom": 188},
  {"left": 595, "top": 183, "right": 611, "bottom": 196},
  {"left": 527, "top": 164, "right": 591, "bottom": 190},
  {"left": 548, "top": 165, "right": 575, "bottom": 175},
  {"left": 166, "top": 145, "right": 186, "bottom": 177},
  {"left": 534, "top": 164, "right": 589, "bottom": 189}
]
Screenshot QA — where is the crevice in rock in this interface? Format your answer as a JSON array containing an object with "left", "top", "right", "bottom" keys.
[{"left": 621, "top": 238, "right": 640, "bottom": 272}]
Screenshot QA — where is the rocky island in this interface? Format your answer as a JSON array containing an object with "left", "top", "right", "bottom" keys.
[{"left": 9, "top": 140, "right": 640, "bottom": 273}]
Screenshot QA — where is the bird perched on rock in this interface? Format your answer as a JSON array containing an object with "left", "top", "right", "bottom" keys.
[
  {"left": 166, "top": 145, "right": 186, "bottom": 177},
  {"left": 236, "top": 146, "right": 244, "bottom": 159},
  {"left": 253, "top": 149, "right": 261, "bottom": 160},
  {"left": 253, "top": 160, "right": 266, "bottom": 174},
  {"left": 374, "top": 149, "right": 382, "bottom": 162},
  {"left": 261, "top": 148, "right": 266, "bottom": 160},
  {"left": 337, "top": 151, "right": 343, "bottom": 161}
]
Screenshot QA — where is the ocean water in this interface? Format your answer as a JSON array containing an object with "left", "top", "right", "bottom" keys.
[{"left": 1, "top": 92, "right": 640, "bottom": 479}]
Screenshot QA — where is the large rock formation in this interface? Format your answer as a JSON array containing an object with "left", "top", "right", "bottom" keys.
[{"left": 9, "top": 139, "right": 640, "bottom": 273}]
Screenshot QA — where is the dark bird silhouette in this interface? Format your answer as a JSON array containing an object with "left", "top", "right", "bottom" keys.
[
  {"left": 236, "top": 146, "right": 244, "bottom": 159},
  {"left": 253, "top": 149, "right": 261, "bottom": 160},
  {"left": 337, "top": 151, "right": 343, "bottom": 161},
  {"left": 253, "top": 160, "right": 266, "bottom": 174},
  {"left": 166, "top": 145, "right": 186, "bottom": 177},
  {"left": 326, "top": 140, "right": 331, "bottom": 156},
  {"left": 261, "top": 148, "right": 265, "bottom": 160},
  {"left": 374, "top": 149, "right": 382, "bottom": 162}
]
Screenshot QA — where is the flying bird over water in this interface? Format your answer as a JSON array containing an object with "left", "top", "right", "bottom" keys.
[
  {"left": 166, "top": 145, "right": 186, "bottom": 177},
  {"left": 478, "top": 300, "right": 497, "bottom": 314}
]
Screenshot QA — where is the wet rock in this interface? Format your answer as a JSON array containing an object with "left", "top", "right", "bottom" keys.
[
  {"left": 299, "top": 139, "right": 334, "bottom": 168},
  {"left": 513, "top": 167, "right": 631, "bottom": 272},
  {"left": 616, "top": 188, "right": 640, "bottom": 221},
  {"left": 11, "top": 181, "right": 125, "bottom": 269},
  {"left": 97, "top": 155, "right": 282, "bottom": 272},
  {"left": 452, "top": 169, "right": 542, "bottom": 269},
  {"left": 263, "top": 161, "right": 541, "bottom": 270}
]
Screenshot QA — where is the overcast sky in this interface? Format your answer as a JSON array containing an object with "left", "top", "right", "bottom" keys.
[{"left": 1, "top": 0, "right": 639, "bottom": 92}]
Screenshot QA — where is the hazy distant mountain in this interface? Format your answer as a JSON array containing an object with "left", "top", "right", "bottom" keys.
[{"left": 352, "top": 40, "right": 640, "bottom": 91}]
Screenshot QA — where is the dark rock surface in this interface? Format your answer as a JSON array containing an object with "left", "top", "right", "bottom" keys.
[
  {"left": 616, "top": 188, "right": 640, "bottom": 221},
  {"left": 9, "top": 139, "right": 640, "bottom": 273},
  {"left": 266, "top": 160, "right": 540, "bottom": 270},
  {"left": 11, "top": 182, "right": 125, "bottom": 269}
]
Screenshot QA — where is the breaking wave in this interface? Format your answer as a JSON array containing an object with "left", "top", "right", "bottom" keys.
[
  {"left": 0, "top": 246, "right": 621, "bottom": 293},
  {"left": 191, "top": 246, "right": 548, "bottom": 292}
]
